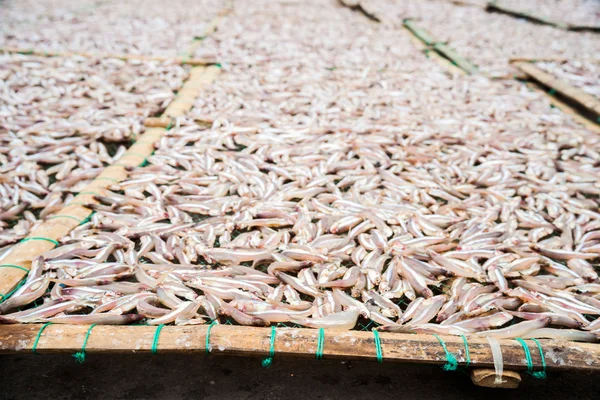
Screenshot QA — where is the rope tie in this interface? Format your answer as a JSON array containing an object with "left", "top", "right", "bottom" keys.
[
  {"left": 20, "top": 237, "right": 59, "bottom": 247},
  {"left": 262, "top": 326, "right": 276, "bottom": 368},
  {"left": 205, "top": 320, "right": 217, "bottom": 355},
  {"left": 151, "top": 324, "right": 165, "bottom": 355},
  {"left": 72, "top": 324, "right": 97, "bottom": 363},
  {"left": 47, "top": 215, "right": 84, "bottom": 224},
  {"left": 461, "top": 335, "right": 471, "bottom": 369},
  {"left": 433, "top": 334, "right": 458, "bottom": 371},
  {"left": 515, "top": 338, "right": 547, "bottom": 379},
  {"left": 32, "top": 322, "right": 53, "bottom": 354},
  {"left": 373, "top": 329, "right": 383, "bottom": 363},
  {"left": 316, "top": 328, "right": 325, "bottom": 360}
]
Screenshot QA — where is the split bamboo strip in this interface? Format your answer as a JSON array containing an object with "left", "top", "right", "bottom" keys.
[
  {"left": 513, "top": 61, "right": 600, "bottom": 121},
  {"left": 0, "top": 47, "right": 215, "bottom": 66},
  {"left": 338, "top": 0, "right": 381, "bottom": 22},
  {"left": 0, "top": 65, "right": 221, "bottom": 300},
  {"left": 179, "top": 1, "right": 233, "bottom": 59},
  {"left": 403, "top": 20, "right": 475, "bottom": 75},
  {"left": 486, "top": 2, "right": 570, "bottom": 30},
  {"left": 403, "top": 27, "right": 466, "bottom": 76},
  {"left": 509, "top": 56, "right": 600, "bottom": 63},
  {"left": 432, "top": 43, "right": 479, "bottom": 75},
  {"left": 0, "top": 324, "right": 598, "bottom": 372}
]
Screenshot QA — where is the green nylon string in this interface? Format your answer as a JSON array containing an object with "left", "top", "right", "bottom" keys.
[
  {"left": 516, "top": 338, "right": 547, "bottom": 379},
  {"left": 72, "top": 324, "right": 97, "bottom": 364},
  {"left": 262, "top": 326, "right": 276, "bottom": 368},
  {"left": 20, "top": 237, "right": 59, "bottom": 247},
  {"left": 0, "top": 265, "right": 29, "bottom": 303},
  {"left": 0, "top": 264, "right": 29, "bottom": 273},
  {"left": 461, "top": 335, "right": 471, "bottom": 369},
  {"left": 32, "top": 322, "right": 53, "bottom": 354},
  {"left": 373, "top": 330, "right": 383, "bottom": 363},
  {"left": 548, "top": 88, "right": 556, "bottom": 95},
  {"left": 47, "top": 215, "right": 84, "bottom": 224},
  {"left": 530, "top": 339, "right": 547, "bottom": 379},
  {"left": 316, "top": 328, "right": 325, "bottom": 360},
  {"left": 81, "top": 212, "right": 94, "bottom": 225},
  {"left": 206, "top": 320, "right": 217, "bottom": 354},
  {"left": 433, "top": 334, "right": 458, "bottom": 371},
  {"left": 151, "top": 324, "right": 165, "bottom": 355}
]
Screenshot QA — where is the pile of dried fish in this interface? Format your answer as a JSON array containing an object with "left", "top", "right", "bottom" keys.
[
  {"left": 535, "top": 60, "right": 600, "bottom": 98},
  {"left": 2, "top": 0, "right": 599, "bottom": 343},
  {"left": 0, "top": 54, "right": 186, "bottom": 247},
  {"left": 365, "top": 0, "right": 600, "bottom": 77},
  {"left": 0, "top": 0, "right": 225, "bottom": 57}
]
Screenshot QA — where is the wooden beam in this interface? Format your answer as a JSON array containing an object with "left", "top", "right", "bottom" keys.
[
  {"left": 513, "top": 61, "right": 600, "bottom": 122},
  {"left": 0, "top": 47, "right": 215, "bottom": 66},
  {"left": 0, "top": 66, "right": 220, "bottom": 300},
  {"left": 0, "top": 324, "right": 598, "bottom": 372}
]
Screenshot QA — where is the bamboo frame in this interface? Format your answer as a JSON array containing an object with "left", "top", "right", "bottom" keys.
[
  {"left": 513, "top": 61, "right": 600, "bottom": 122},
  {"left": 0, "top": 324, "right": 598, "bottom": 373},
  {"left": 0, "top": 47, "right": 215, "bottom": 66},
  {"left": 0, "top": 65, "right": 220, "bottom": 299}
]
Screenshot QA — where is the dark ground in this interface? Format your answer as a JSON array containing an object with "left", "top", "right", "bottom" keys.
[{"left": 1, "top": 354, "right": 597, "bottom": 399}]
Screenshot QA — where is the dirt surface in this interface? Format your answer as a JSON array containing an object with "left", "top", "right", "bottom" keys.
[{"left": 1, "top": 354, "right": 598, "bottom": 399}]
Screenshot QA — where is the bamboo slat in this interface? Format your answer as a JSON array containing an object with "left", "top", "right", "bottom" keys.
[
  {"left": 403, "top": 20, "right": 478, "bottom": 75},
  {"left": 514, "top": 61, "right": 600, "bottom": 121},
  {"left": 486, "top": 2, "right": 570, "bottom": 30},
  {"left": 0, "top": 65, "right": 220, "bottom": 300},
  {"left": 0, "top": 324, "right": 598, "bottom": 372},
  {"left": 0, "top": 47, "right": 215, "bottom": 66}
]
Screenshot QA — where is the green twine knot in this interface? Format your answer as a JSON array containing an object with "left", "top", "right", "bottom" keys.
[
  {"left": 433, "top": 334, "right": 458, "bottom": 371},
  {"left": 72, "top": 324, "right": 97, "bottom": 364},
  {"left": 262, "top": 326, "right": 276, "bottom": 368},
  {"left": 316, "top": 328, "right": 325, "bottom": 360}
]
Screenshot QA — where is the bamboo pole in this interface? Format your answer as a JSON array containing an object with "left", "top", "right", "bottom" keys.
[
  {"left": 0, "top": 65, "right": 220, "bottom": 300},
  {"left": 0, "top": 47, "right": 216, "bottom": 66},
  {"left": 513, "top": 61, "right": 600, "bottom": 121},
  {"left": 0, "top": 324, "right": 598, "bottom": 372}
]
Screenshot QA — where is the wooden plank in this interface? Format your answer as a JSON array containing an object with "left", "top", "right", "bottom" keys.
[
  {"left": 486, "top": 2, "right": 569, "bottom": 30},
  {"left": 0, "top": 324, "right": 598, "bottom": 372},
  {"left": 0, "top": 66, "right": 221, "bottom": 300},
  {"left": 514, "top": 61, "right": 600, "bottom": 122},
  {"left": 0, "top": 47, "right": 215, "bottom": 66}
]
